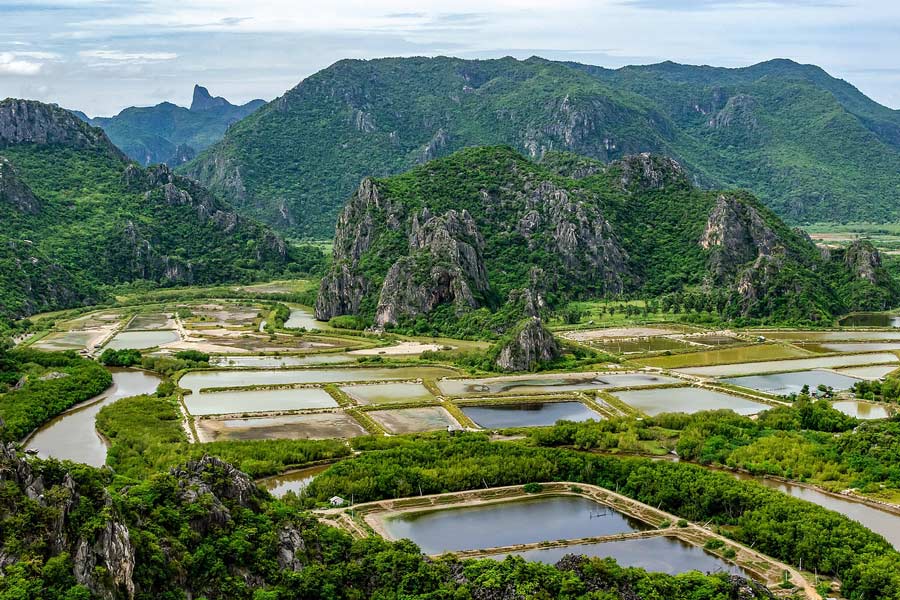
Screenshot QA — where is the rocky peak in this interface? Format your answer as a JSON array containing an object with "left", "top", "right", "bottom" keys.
[
  {"left": 709, "top": 94, "right": 759, "bottom": 131},
  {"left": 0, "top": 99, "right": 126, "bottom": 161},
  {"left": 169, "top": 455, "right": 264, "bottom": 532},
  {"left": 700, "top": 194, "right": 782, "bottom": 282},
  {"left": 0, "top": 443, "right": 135, "bottom": 600},
  {"left": 494, "top": 317, "right": 560, "bottom": 371},
  {"left": 842, "top": 239, "right": 882, "bottom": 284},
  {"left": 610, "top": 153, "right": 688, "bottom": 192},
  {"left": 0, "top": 155, "right": 40, "bottom": 214},
  {"left": 190, "top": 85, "right": 232, "bottom": 111},
  {"left": 332, "top": 177, "right": 402, "bottom": 266}
]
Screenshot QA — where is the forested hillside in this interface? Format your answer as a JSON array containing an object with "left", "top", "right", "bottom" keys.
[
  {"left": 183, "top": 56, "right": 900, "bottom": 237},
  {"left": 316, "top": 146, "right": 898, "bottom": 332},
  {"left": 0, "top": 98, "right": 322, "bottom": 320}
]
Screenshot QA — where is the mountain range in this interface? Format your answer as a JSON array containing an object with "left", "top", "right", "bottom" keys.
[
  {"left": 178, "top": 56, "right": 900, "bottom": 239},
  {"left": 0, "top": 98, "right": 319, "bottom": 319},
  {"left": 74, "top": 85, "right": 264, "bottom": 167},
  {"left": 315, "top": 146, "right": 897, "bottom": 332}
]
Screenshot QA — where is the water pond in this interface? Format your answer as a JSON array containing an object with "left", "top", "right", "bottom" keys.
[
  {"left": 461, "top": 401, "right": 602, "bottom": 428},
  {"left": 831, "top": 400, "right": 892, "bottom": 420},
  {"left": 195, "top": 412, "right": 366, "bottom": 442},
  {"left": 839, "top": 313, "right": 900, "bottom": 328},
  {"left": 508, "top": 535, "right": 750, "bottom": 576},
  {"left": 755, "top": 331, "right": 900, "bottom": 341},
  {"left": 184, "top": 387, "right": 337, "bottom": 416},
  {"left": 381, "top": 495, "right": 648, "bottom": 554},
  {"left": 179, "top": 366, "right": 457, "bottom": 395},
  {"left": 595, "top": 338, "right": 690, "bottom": 354},
  {"left": 31, "top": 330, "right": 96, "bottom": 351},
  {"left": 211, "top": 354, "right": 354, "bottom": 367},
  {"left": 284, "top": 308, "right": 327, "bottom": 330},
  {"left": 613, "top": 387, "right": 770, "bottom": 416},
  {"left": 835, "top": 365, "right": 897, "bottom": 380},
  {"left": 796, "top": 342, "right": 900, "bottom": 354},
  {"left": 105, "top": 330, "right": 180, "bottom": 350},
  {"left": 341, "top": 382, "right": 435, "bottom": 405},
  {"left": 126, "top": 313, "right": 172, "bottom": 330},
  {"left": 257, "top": 465, "right": 330, "bottom": 497},
  {"left": 369, "top": 406, "right": 459, "bottom": 433},
  {"left": 437, "top": 373, "right": 680, "bottom": 396},
  {"left": 721, "top": 370, "right": 861, "bottom": 396},
  {"left": 678, "top": 352, "right": 898, "bottom": 377},
  {"left": 25, "top": 369, "right": 162, "bottom": 466}
]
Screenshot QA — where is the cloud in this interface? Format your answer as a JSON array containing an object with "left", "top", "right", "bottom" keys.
[
  {"left": 78, "top": 49, "right": 179, "bottom": 63},
  {"left": 621, "top": 0, "right": 846, "bottom": 9},
  {"left": 0, "top": 51, "right": 53, "bottom": 75}
]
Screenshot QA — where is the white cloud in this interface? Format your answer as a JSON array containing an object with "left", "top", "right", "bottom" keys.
[
  {"left": 0, "top": 52, "right": 45, "bottom": 75},
  {"left": 78, "top": 50, "right": 178, "bottom": 63}
]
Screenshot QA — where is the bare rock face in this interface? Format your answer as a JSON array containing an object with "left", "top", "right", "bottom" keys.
[
  {"left": 611, "top": 153, "right": 688, "bottom": 192},
  {"left": 700, "top": 194, "right": 782, "bottom": 282},
  {"left": 315, "top": 262, "right": 370, "bottom": 320},
  {"left": 0, "top": 443, "right": 136, "bottom": 600},
  {"left": 494, "top": 317, "right": 560, "bottom": 371},
  {"left": 375, "top": 208, "right": 488, "bottom": 327},
  {"left": 709, "top": 94, "right": 759, "bottom": 131},
  {"left": 170, "top": 455, "right": 264, "bottom": 532},
  {"left": 842, "top": 239, "right": 881, "bottom": 284},
  {"left": 417, "top": 128, "right": 450, "bottom": 163},
  {"left": 0, "top": 99, "right": 126, "bottom": 161},
  {"left": 0, "top": 156, "right": 40, "bottom": 214}
]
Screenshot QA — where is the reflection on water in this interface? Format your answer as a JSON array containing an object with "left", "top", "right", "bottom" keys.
[
  {"left": 105, "top": 330, "right": 179, "bottom": 350},
  {"left": 721, "top": 370, "right": 861, "bottom": 395},
  {"left": 284, "top": 308, "right": 326, "bottom": 330},
  {"left": 211, "top": 354, "right": 354, "bottom": 367},
  {"left": 437, "top": 373, "right": 680, "bottom": 396},
  {"left": 462, "top": 402, "right": 602, "bottom": 428},
  {"left": 831, "top": 400, "right": 891, "bottom": 420},
  {"left": 509, "top": 535, "right": 751, "bottom": 577},
  {"left": 25, "top": 369, "right": 162, "bottom": 466},
  {"left": 839, "top": 313, "right": 900, "bottom": 328},
  {"left": 257, "top": 465, "right": 330, "bottom": 497},
  {"left": 185, "top": 387, "right": 338, "bottom": 416},
  {"left": 382, "top": 496, "right": 647, "bottom": 554},
  {"left": 614, "top": 387, "right": 769, "bottom": 416}
]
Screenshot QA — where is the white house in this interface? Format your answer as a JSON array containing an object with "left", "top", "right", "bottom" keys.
[{"left": 329, "top": 495, "right": 345, "bottom": 507}]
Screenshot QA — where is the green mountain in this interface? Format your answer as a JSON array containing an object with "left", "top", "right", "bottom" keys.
[
  {"left": 315, "top": 146, "right": 897, "bottom": 331},
  {"left": 0, "top": 98, "right": 320, "bottom": 320},
  {"left": 183, "top": 56, "right": 900, "bottom": 238},
  {"left": 80, "top": 85, "right": 264, "bottom": 166}
]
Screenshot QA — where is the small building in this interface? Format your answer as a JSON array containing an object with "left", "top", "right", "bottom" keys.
[{"left": 329, "top": 495, "right": 345, "bottom": 507}]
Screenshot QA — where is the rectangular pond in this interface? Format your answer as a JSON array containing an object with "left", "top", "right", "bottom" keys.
[
  {"left": 341, "top": 382, "right": 435, "bottom": 405},
  {"left": 754, "top": 331, "right": 900, "bottom": 341},
  {"left": 32, "top": 330, "right": 96, "bottom": 351},
  {"left": 179, "top": 366, "right": 458, "bottom": 395},
  {"left": 105, "top": 330, "right": 180, "bottom": 350},
  {"left": 721, "top": 370, "right": 861, "bottom": 396},
  {"left": 613, "top": 387, "right": 770, "bottom": 416},
  {"left": 185, "top": 387, "right": 337, "bottom": 415},
  {"left": 839, "top": 313, "right": 900, "bottom": 327},
  {"left": 461, "top": 401, "right": 602, "bottom": 428},
  {"left": 195, "top": 412, "right": 366, "bottom": 442},
  {"left": 594, "top": 338, "right": 691, "bottom": 354},
  {"left": 211, "top": 354, "right": 354, "bottom": 367},
  {"left": 369, "top": 406, "right": 459, "bottom": 433},
  {"left": 257, "top": 465, "right": 330, "bottom": 497},
  {"left": 126, "top": 313, "right": 172, "bottom": 330},
  {"left": 437, "top": 372, "right": 680, "bottom": 397},
  {"left": 380, "top": 495, "right": 648, "bottom": 554},
  {"left": 835, "top": 364, "right": 897, "bottom": 380},
  {"left": 796, "top": 342, "right": 900, "bottom": 354},
  {"left": 677, "top": 352, "right": 898, "bottom": 377},
  {"left": 507, "top": 535, "right": 751, "bottom": 577}
]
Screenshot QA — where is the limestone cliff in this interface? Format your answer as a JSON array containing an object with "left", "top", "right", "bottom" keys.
[
  {"left": 494, "top": 318, "right": 561, "bottom": 371},
  {"left": 0, "top": 156, "right": 39, "bottom": 214},
  {"left": 700, "top": 194, "right": 783, "bottom": 282}
]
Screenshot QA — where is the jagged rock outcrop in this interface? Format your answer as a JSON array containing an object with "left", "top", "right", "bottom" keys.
[
  {"left": 709, "top": 94, "right": 759, "bottom": 131},
  {"left": 842, "top": 239, "right": 881, "bottom": 284},
  {"left": 417, "top": 128, "right": 450, "bottom": 163},
  {"left": 611, "top": 153, "right": 688, "bottom": 192},
  {"left": 316, "top": 263, "right": 370, "bottom": 320},
  {"left": 0, "top": 155, "right": 40, "bottom": 214},
  {"left": 0, "top": 443, "right": 135, "bottom": 600},
  {"left": 0, "top": 99, "right": 126, "bottom": 161},
  {"left": 700, "top": 194, "right": 783, "bottom": 282},
  {"left": 190, "top": 84, "right": 231, "bottom": 112},
  {"left": 375, "top": 208, "right": 488, "bottom": 327},
  {"left": 494, "top": 317, "right": 560, "bottom": 371},
  {"left": 170, "top": 455, "right": 265, "bottom": 531}
]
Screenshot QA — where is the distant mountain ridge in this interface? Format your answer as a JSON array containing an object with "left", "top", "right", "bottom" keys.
[
  {"left": 181, "top": 56, "right": 900, "bottom": 238},
  {"left": 75, "top": 85, "right": 265, "bottom": 166},
  {"left": 0, "top": 98, "right": 320, "bottom": 320}
]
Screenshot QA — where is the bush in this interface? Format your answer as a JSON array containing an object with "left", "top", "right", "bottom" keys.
[
  {"left": 523, "top": 482, "right": 544, "bottom": 493},
  {"left": 99, "top": 348, "right": 142, "bottom": 367}
]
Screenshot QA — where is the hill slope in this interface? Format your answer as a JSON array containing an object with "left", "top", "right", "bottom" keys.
[
  {"left": 183, "top": 56, "right": 900, "bottom": 238},
  {"left": 82, "top": 85, "right": 264, "bottom": 166},
  {"left": 0, "top": 98, "right": 319, "bottom": 320},
  {"left": 315, "top": 146, "right": 897, "bottom": 330}
]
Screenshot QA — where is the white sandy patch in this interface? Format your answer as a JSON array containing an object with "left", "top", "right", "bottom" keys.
[
  {"left": 563, "top": 327, "right": 675, "bottom": 341},
  {"left": 349, "top": 341, "right": 446, "bottom": 356}
]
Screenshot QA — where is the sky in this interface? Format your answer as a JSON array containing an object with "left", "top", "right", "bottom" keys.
[{"left": 0, "top": 0, "right": 898, "bottom": 116}]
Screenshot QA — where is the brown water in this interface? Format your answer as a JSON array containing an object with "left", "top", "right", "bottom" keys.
[
  {"left": 257, "top": 465, "right": 330, "bottom": 497},
  {"left": 24, "top": 369, "right": 162, "bottom": 466}
]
